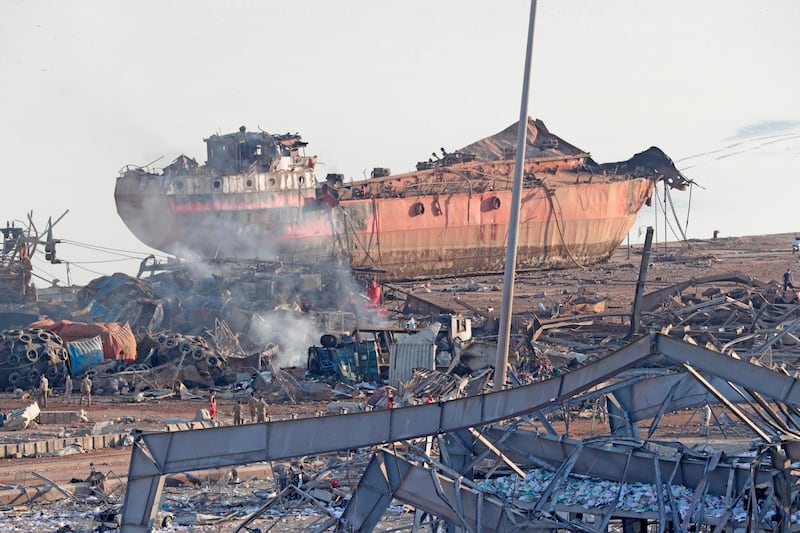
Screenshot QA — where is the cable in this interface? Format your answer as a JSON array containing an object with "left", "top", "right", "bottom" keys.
[
  {"left": 67, "top": 261, "right": 116, "bottom": 277},
  {"left": 664, "top": 187, "right": 688, "bottom": 242},
  {"left": 60, "top": 239, "right": 170, "bottom": 260},
  {"left": 64, "top": 258, "right": 143, "bottom": 265}
]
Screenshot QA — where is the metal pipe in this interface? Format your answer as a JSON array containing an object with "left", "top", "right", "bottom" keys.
[{"left": 494, "top": 0, "right": 538, "bottom": 391}]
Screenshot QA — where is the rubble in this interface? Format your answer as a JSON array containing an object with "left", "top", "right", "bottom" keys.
[
  {"left": 0, "top": 402, "right": 40, "bottom": 431},
  {"left": 2, "top": 231, "right": 800, "bottom": 532}
]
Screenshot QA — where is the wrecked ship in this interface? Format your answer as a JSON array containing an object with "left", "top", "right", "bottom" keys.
[{"left": 115, "top": 119, "right": 689, "bottom": 280}]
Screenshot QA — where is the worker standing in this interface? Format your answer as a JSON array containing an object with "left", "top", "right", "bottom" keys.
[
  {"left": 257, "top": 397, "right": 268, "bottom": 423},
  {"left": 366, "top": 279, "right": 381, "bottom": 306},
  {"left": 702, "top": 404, "right": 712, "bottom": 437},
  {"left": 233, "top": 400, "right": 243, "bottom": 425},
  {"left": 208, "top": 391, "right": 217, "bottom": 421},
  {"left": 80, "top": 375, "right": 92, "bottom": 407},
  {"left": 386, "top": 389, "right": 394, "bottom": 409},
  {"left": 248, "top": 392, "right": 259, "bottom": 423},
  {"left": 784, "top": 269, "right": 795, "bottom": 291},
  {"left": 38, "top": 374, "right": 49, "bottom": 408},
  {"left": 63, "top": 374, "right": 72, "bottom": 404}
]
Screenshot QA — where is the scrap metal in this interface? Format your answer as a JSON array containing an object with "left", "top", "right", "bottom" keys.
[{"left": 120, "top": 331, "right": 800, "bottom": 531}]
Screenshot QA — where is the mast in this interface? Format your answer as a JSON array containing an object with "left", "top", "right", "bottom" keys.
[{"left": 494, "top": 0, "right": 538, "bottom": 391}]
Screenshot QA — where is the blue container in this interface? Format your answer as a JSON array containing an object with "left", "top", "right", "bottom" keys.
[{"left": 67, "top": 336, "right": 104, "bottom": 377}]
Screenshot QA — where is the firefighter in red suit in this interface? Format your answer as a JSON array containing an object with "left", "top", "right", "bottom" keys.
[{"left": 366, "top": 279, "right": 381, "bottom": 306}]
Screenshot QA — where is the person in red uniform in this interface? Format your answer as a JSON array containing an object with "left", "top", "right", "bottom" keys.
[
  {"left": 386, "top": 389, "right": 394, "bottom": 409},
  {"left": 366, "top": 279, "right": 381, "bottom": 306},
  {"left": 208, "top": 391, "right": 218, "bottom": 420}
]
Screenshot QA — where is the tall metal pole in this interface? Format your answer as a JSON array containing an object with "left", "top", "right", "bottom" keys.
[
  {"left": 627, "top": 226, "right": 654, "bottom": 339},
  {"left": 493, "top": 0, "right": 538, "bottom": 392}
]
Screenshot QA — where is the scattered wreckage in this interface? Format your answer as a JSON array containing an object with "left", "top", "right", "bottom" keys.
[
  {"left": 3, "top": 217, "right": 800, "bottom": 532},
  {"left": 112, "top": 264, "right": 800, "bottom": 531},
  {"left": 117, "top": 330, "right": 800, "bottom": 532}
]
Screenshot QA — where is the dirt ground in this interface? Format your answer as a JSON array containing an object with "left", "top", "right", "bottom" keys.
[
  {"left": 391, "top": 232, "right": 799, "bottom": 319},
  {"left": 0, "top": 232, "right": 797, "bottom": 530},
  {"left": 0, "top": 395, "right": 331, "bottom": 486}
]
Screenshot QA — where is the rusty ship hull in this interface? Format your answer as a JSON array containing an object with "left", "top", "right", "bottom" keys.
[{"left": 115, "top": 119, "right": 686, "bottom": 280}]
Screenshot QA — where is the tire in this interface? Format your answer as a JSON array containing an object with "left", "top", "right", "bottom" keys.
[
  {"left": 490, "top": 196, "right": 501, "bottom": 210},
  {"left": 46, "top": 365, "right": 63, "bottom": 380},
  {"left": 27, "top": 368, "right": 41, "bottom": 385},
  {"left": 161, "top": 515, "right": 173, "bottom": 528},
  {"left": 25, "top": 349, "right": 40, "bottom": 363},
  {"left": 411, "top": 202, "right": 425, "bottom": 216},
  {"left": 320, "top": 334, "right": 337, "bottom": 348},
  {"left": 6, "top": 353, "right": 20, "bottom": 367},
  {"left": 7, "top": 372, "right": 20, "bottom": 384}
]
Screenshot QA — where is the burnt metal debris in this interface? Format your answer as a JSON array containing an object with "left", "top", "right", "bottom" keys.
[
  {"left": 2, "top": 225, "right": 800, "bottom": 532},
  {"left": 118, "top": 331, "right": 800, "bottom": 532},
  {"left": 105, "top": 261, "right": 800, "bottom": 532}
]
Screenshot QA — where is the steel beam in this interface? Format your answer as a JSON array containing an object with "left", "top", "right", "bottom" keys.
[
  {"left": 342, "top": 450, "right": 549, "bottom": 533},
  {"left": 120, "top": 440, "right": 168, "bottom": 532},
  {"left": 610, "top": 373, "right": 752, "bottom": 422},
  {"left": 121, "top": 334, "right": 655, "bottom": 530},
  {"left": 654, "top": 335, "right": 800, "bottom": 405},
  {"left": 122, "top": 333, "right": 800, "bottom": 530},
  {"left": 483, "top": 428, "right": 762, "bottom": 496}
]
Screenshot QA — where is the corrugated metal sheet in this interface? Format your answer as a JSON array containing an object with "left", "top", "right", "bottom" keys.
[
  {"left": 388, "top": 343, "right": 435, "bottom": 389},
  {"left": 67, "top": 336, "right": 104, "bottom": 377}
]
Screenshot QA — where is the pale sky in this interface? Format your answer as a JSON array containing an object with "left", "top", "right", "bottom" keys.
[{"left": 1, "top": 0, "right": 798, "bottom": 286}]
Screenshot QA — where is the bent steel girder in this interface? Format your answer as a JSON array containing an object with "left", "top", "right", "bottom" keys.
[
  {"left": 340, "top": 450, "right": 553, "bottom": 533},
  {"left": 653, "top": 335, "right": 800, "bottom": 407},
  {"left": 609, "top": 373, "right": 750, "bottom": 423},
  {"left": 121, "top": 333, "right": 800, "bottom": 531},
  {"left": 639, "top": 271, "right": 765, "bottom": 312},
  {"left": 121, "top": 334, "right": 655, "bottom": 531},
  {"left": 483, "top": 429, "right": 762, "bottom": 496}
]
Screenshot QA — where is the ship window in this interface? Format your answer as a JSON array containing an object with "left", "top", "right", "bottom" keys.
[
  {"left": 269, "top": 178, "right": 276, "bottom": 186},
  {"left": 246, "top": 179, "right": 253, "bottom": 187},
  {"left": 213, "top": 180, "right": 221, "bottom": 189},
  {"left": 298, "top": 176, "right": 304, "bottom": 184},
  {"left": 175, "top": 181, "right": 184, "bottom": 190}
]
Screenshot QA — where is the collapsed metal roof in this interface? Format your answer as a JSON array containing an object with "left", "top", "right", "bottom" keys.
[{"left": 121, "top": 331, "right": 800, "bottom": 532}]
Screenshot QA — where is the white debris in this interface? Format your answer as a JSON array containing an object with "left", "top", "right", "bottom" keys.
[{"left": 1, "top": 402, "right": 40, "bottom": 431}]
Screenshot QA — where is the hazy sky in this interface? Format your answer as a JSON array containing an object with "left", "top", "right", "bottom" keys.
[{"left": 1, "top": 0, "right": 798, "bottom": 286}]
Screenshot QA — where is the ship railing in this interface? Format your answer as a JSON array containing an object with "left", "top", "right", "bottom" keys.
[
  {"left": 393, "top": 168, "right": 481, "bottom": 197},
  {"left": 118, "top": 164, "right": 161, "bottom": 177}
]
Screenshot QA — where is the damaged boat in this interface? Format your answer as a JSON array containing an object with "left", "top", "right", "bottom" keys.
[{"left": 115, "top": 119, "right": 689, "bottom": 280}]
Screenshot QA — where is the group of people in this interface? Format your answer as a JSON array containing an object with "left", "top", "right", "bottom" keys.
[
  {"left": 208, "top": 391, "right": 269, "bottom": 425},
  {"left": 37, "top": 373, "right": 93, "bottom": 408}
]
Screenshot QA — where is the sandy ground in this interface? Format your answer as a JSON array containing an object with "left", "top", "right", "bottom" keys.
[
  {"left": 392, "top": 232, "right": 799, "bottom": 319},
  {"left": 0, "top": 396, "right": 331, "bottom": 486}
]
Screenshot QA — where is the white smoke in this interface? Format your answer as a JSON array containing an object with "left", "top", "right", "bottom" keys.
[{"left": 248, "top": 310, "right": 322, "bottom": 368}]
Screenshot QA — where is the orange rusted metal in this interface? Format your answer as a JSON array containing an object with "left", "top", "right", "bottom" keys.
[{"left": 115, "top": 119, "right": 687, "bottom": 280}]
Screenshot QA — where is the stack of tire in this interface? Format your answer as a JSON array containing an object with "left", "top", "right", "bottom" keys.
[
  {"left": 0, "top": 328, "right": 69, "bottom": 392},
  {"left": 150, "top": 333, "right": 224, "bottom": 381}
]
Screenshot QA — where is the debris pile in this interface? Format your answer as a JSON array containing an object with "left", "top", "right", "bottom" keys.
[{"left": 0, "top": 328, "right": 68, "bottom": 390}]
